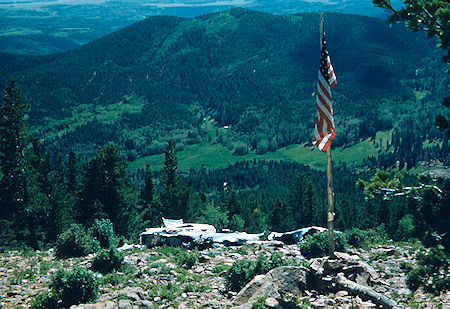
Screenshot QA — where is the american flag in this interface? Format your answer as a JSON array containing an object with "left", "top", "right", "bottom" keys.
[{"left": 313, "top": 18, "right": 337, "bottom": 152}]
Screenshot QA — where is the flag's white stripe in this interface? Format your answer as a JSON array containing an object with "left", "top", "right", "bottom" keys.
[
  {"left": 317, "top": 86, "right": 333, "bottom": 113},
  {"left": 318, "top": 132, "right": 333, "bottom": 150},
  {"left": 328, "top": 74, "right": 336, "bottom": 86},
  {"left": 318, "top": 73, "right": 331, "bottom": 95},
  {"left": 316, "top": 99, "right": 333, "bottom": 122}
]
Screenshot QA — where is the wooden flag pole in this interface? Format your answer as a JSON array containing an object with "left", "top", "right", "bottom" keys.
[
  {"left": 326, "top": 146, "right": 335, "bottom": 258},
  {"left": 320, "top": 12, "right": 336, "bottom": 258}
]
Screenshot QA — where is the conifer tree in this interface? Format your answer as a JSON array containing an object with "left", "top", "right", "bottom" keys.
[
  {"left": 288, "top": 174, "right": 316, "bottom": 228},
  {"left": 160, "top": 140, "right": 181, "bottom": 218},
  {"left": 48, "top": 153, "right": 76, "bottom": 241},
  {"left": 78, "top": 143, "right": 140, "bottom": 237},
  {"left": 0, "top": 79, "right": 29, "bottom": 245},
  {"left": 24, "top": 138, "right": 51, "bottom": 248},
  {"left": 140, "top": 163, "right": 160, "bottom": 227}
]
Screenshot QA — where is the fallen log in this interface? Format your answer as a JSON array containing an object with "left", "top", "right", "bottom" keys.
[{"left": 335, "top": 274, "right": 401, "bottom": 308}]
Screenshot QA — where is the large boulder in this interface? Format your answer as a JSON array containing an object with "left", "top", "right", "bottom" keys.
[{"left": 232, "top": 266, "right": 309, "bottom": 308}]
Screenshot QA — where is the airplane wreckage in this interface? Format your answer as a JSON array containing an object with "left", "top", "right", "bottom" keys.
[{"left": 137, "top": 218, "right": 327, "bottom": 249}]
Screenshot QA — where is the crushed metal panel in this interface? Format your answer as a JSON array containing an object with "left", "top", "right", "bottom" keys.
[{"left": 268, "top": 226, "right": 327, "bottom": 244}]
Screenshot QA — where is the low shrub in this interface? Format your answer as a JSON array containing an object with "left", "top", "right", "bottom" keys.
[
  {"left": 298, "top": 231, "right": 347, "bottom": 258},
  {"left": 160, "top": 282, "right": 181, "bottom": 301},
  {"left": 211, "top": 264, "right": 230, "bottom": 275},
  {"left": 406, "top": 246, "right": 449, "bottom": 294},
  {"left": 225, "top": 259, "right": 253, "bottom": 292},
  {"left": 34, "top": 267, "right": 99, "bottom": 308},
  {"left": 30, "top": 292, "right": 58, "bottom": 309},
  {"left": 155, "top": 246, "right": 183, "bottom": 257},
  {"left": 91, "top": 247, "right": 124, "bottom": 274},
  {"left": 225, "top": 252, "right": 294, "bottom": 292},
  {"left": 55, "top": 224, "right": 99, "bottom": 258},
  {"left": 90, "top": 218, "right": 118, "bottom": 249},
  {"left": 175, "top": 249, "right": 199, "bottom": 269},
  {"left": 346, "top": 225, "right": 389, "bottom": 249},
  {"left": 100, "top": 272, "right": 126, "bottom": 286},
  {"left": 252, "top": 297, "right": 267, "bottom": 309},
  {"left": 395, "top": 214, "right": 415, "bottom": 241}
]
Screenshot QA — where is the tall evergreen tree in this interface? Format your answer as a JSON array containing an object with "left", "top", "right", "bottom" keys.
[
  {"left": 139, "top": 163, "right": 160, "bottom": 227},
  {"left": 24, "top": 138, "right": 51, "bottom": 249},
  {"left": 160, "top": 140, "right": 181, "bottom": 218},
  {"left": 0, "top": 79, "right": 29, "bottom": 245},
  {"left": 77, "top": 143, "right": 140, "bottom": 237},
  {"left": 288, "top": 174, "right": 316, "bottom": 228}
]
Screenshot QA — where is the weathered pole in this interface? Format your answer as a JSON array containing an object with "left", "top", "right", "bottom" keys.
[
  {"left": 326, "top": 146, "right": 335, "bottom": 258},
  {"left": 320, "top": 13, "right": 335, "bottom": 258}
]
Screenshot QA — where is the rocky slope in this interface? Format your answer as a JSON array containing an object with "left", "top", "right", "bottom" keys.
[{"left": 0, "top": 242, "right": 448, "bottom": 308}]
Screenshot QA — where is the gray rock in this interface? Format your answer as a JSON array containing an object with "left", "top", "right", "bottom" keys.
[
  {"left": 232, "top": 266, "right": 308, "bottom": 306},
  {"left": 118, "top": 299, "right": 132, "bottom": 309},
  {"left": 335, "top": 290, "right": 349, "bottom": 297},
  {"left": 265, "top": 297, "right": 281, "bottom": 308},
  {"left": 134, "top": 300, "right": 154, "bottom": 307},
  {"left": 178, "top": 302, "right": 188, "bottom": 309},
  {"left": 199, "top": 255, "right": 212, "bottom": 263}
]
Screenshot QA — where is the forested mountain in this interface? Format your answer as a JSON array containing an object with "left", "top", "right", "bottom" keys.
[
  {"left": 0, "top": 0, "right": 393, "bottom": 55},
  {"left": 0, "top": 9, "right": 448, "bottom": 166}
]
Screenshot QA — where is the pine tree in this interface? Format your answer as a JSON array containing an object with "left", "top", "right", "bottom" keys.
[
  {"left": 139, "top": 163, "right": 160, "bottom": 227},
  {"left": 24, "top": 138, "right": 51, "bottom": 249},
  {"left": 0, "top": 79, "right": 29, "bottom": 245},
  {"left": 288, "top": 174, "right": 315, "bottom": 228},
  {"left": 160, "top": 140, "right": 181, "bottom": 218},
  {"left": 77, "top": 143, "right": 140, "bottom": 237}
]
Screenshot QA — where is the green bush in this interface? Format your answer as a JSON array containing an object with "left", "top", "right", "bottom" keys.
[
  {"left": 229, "top": 214, "right": 245, "bottom": 231},
  {"left": 175, "top": 249, "right": 199, "bottom": 269},
  {"left": 395, "top": 214, "right": 414, "bottom": 241},
  {"left": 299, "top": 231, "right": 347, "bottom": 258},
  {"left": 225, "top": 253, "right": 293, "bottom": 292},
  {"left": 90, "top": 218, "right": 118, "bottom": 249},
  {"left": 225, "top": 259, "right": 253, "bottom": 292},
  {"left": 160, "top": 281, "right": 181, "bottom": 301},
  {"left": 406, "top": 267, "right": 426, "bottom": 291},
  {"left": 100, "top": 272, "right": 126, "bottom": 286},
  {"left": 30, "top": 292, "right": 58, "bottom": 309},
  {"left": 252, "top": 297, "right": 267, "bottom": 309},
  {"left": 406, "top": 247, "right": 449, "bottom": 294},
  {"left": 55, "top": 224, "right": 99, "bottom": 258},
  {"left": 345, "top": 226, "right": 389, "bottom": 249},
  {"left": 252, "top": 253, "right": 272, "bottom": 275},
  {"left": 91, "top": 247, "right": 124, "bottom": 274},
  {"left": 44, "top": 268, "right": 99, "bottom": 308}
]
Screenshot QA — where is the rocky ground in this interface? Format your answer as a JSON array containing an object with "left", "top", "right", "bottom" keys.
[{"left": 0, "top": 242, "right": 448, "bottom": 308}]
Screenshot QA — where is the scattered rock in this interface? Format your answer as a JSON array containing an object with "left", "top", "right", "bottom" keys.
[
  {"left": 0, "top": 243, "right": 446, "bottom": 309},
  {"left": 264, "top": 297, "right": 280, "bottom": 308},
  {"left": 232, "top": 266, "right": 308, "bottom": 306},
  {"left": 335, "top": 290, "right": 349, "bottom": 297}
]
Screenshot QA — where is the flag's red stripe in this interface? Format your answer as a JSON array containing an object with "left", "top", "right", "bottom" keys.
[
  {"left": 316, "top": 93, "right": 333, "bottom": 116},
  {"left": 313, "top": 23, "right": 336, "bottom": 152},
  {"left": 318, "top": 79, "right": 332, "bottom": 102}
]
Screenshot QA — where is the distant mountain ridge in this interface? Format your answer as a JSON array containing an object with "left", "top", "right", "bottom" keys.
[
  {"left": 0, "top": 9, "right": 447, "bottom": 163},
  {"left": 0, "top": 0, "right": 396, "bottom": 55}
]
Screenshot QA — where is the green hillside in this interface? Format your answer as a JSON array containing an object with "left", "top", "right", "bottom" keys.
[{"left": 0, "top": 9, "right": 448, "bottom": 168}]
